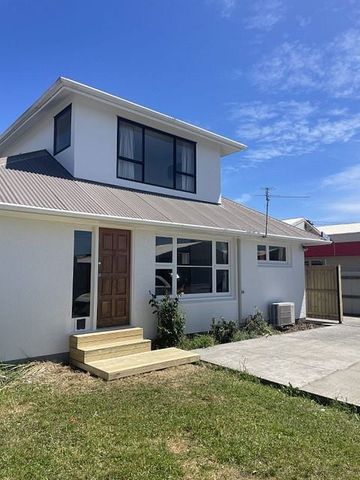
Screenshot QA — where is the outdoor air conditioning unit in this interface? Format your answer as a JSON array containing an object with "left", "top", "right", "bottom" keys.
[{"left": 269, "top": 302, "right": 295, "bottom": 327}]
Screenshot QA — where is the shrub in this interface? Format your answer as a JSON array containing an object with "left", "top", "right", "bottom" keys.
[
  {"left": 243, "top": 308, "right": 274, "bottom": 337},
  {"left": 149, "top": 292, "right": 186, "bottom": 348},
  {"left": 232, "top": 330, "right": 252, "bottom": 342},
  {"left": 210, "top": 317, "right": 238, "bottom": 344},
  {"left": 179, "top": 334, "right": 215, "bottom": 350}
]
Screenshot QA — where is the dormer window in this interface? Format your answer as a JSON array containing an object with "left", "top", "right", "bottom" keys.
[
  {"left": 54, "top": 104, "right": 71, "bottom": 155},
  {"left": 117, "top": 118, "right": 196, "bottom": 193}
]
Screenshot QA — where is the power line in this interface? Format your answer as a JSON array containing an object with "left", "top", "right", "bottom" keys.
[{"left": 256, "top": 187, "right": 309, "bottom": 237}]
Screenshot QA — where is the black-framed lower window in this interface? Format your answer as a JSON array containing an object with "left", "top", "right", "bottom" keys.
[
  {"left": 54, "top": 104, "right": 71, "bottom": 155},
  {"left": 117, "top": 118, "right": 196, "bottom": 193},
  {"left": 72, "top": 231, "right": 92, "bottom": 317}
]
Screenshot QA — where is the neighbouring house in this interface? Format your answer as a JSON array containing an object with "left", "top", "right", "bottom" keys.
[
  {"left": 304, "top": 223, "right": 360, "bottom": 316},
  {"left": 0, "top": 78, "right": 326, "bottom": 362},
  {"left": 284, "top": 218, "right": 322, "bottom": 239}
]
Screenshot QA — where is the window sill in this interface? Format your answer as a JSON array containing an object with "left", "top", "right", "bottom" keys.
[
  {"left": 180, "top": 293, "right": 235, "bottom": 303},
  {"left": 257, "top": 261, "right": 292, "bottom": 268}
]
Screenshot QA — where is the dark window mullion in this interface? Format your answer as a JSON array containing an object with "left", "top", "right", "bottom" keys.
[
  {"left": 142, "top": 126, "right": 145, "bottom": 182},
  {"left": 173, "top": 137, "right": 176, "bottom": 189},
  {"left": 176, "top": 171, "right": 195, "bottom": 178},
  {"left": 118, "top": 156, "right": 143, "bottom": 165}
]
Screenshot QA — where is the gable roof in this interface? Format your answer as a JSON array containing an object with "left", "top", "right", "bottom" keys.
[
  {"left": 0, "top": 151, "right": 325, "bottom": 244},
  {"left": 0, "top": 77, "right": 246, "bottom": 157}
]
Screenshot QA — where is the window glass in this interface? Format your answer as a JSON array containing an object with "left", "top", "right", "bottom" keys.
[
  {"left": 176, "top": 139, "right": 195, "bottom": 175},
  {"left": 144, "top": 129, "right": 174, "bottom": 188},
  {"left": 117, "top": 119, "right": 196, "bottom": 193},
  {"left": 257, "top": 245, "right": 267, "bottom": 261},
  {"left": 156, "top": 237, "right": 173, "bottom": 263},
  {"left": 176, "top": 174, "right": 195, "bottom": 192},
  {"left": 54, "top": 105, "right": 71, "bottom": 154},
  {"left": 72, "top": 231, "right": 92, "bottom": 318},
  {"left": 155, "top": 269, "right": 173, "bottom": 295},
  {"left": 118, "top": 159, "right": 143, "bottom": 181},
  {"left": 177, "top": 267, "right": 212, "bottom": 294},
  {"left": 216, "top": 242, "right": 229, "bottom": 264},
  {"left": 269, "top": 246, "right": 287, "bottom": 261},
  {"left": 310, "top": 259, "right": 325, "bottom": 266},
  {"left": 118, "top": 120, "right": 143, "bottom": 162},
  {"left": 177, "top": 239, "right": 212, "bottom": 266},
  {"left": 216, "top": 270, "right": 229, "bottom": 293}
]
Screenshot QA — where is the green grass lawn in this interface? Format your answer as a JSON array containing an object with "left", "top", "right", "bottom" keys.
[{"left": 1, "top": 362, "right": 359, "bottom": 480}]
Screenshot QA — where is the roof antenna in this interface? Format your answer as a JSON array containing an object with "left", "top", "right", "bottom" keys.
[{"left": 256, "top": 187, "right": 309, "bottom": 238}]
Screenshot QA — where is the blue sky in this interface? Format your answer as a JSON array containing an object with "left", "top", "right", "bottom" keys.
[{"left": 1, "top": 0, "right": 359, "bottom": 225}]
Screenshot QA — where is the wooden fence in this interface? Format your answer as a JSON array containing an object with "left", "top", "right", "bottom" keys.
[{"left": 305, "top": 265, "right": 343, "bottom": 323}]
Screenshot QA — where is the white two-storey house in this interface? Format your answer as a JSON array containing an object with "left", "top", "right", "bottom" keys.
[{"left": 0, "top": 78, "right": 325, "bottom": 362}]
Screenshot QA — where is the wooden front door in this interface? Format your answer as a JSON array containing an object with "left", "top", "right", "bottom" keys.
[{"left": 97, "top": 228, "right": 130, "bottom": 328}]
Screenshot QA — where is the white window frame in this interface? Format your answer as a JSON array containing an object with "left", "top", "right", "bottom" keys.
[
  {"left": 155, "top": 236, "right": 231, "bottom": 298},
  {"left": 257, "top": 244, "right": 290, "bottom": 266}
]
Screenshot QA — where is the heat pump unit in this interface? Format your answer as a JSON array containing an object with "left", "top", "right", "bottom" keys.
[{"left": 269, "top": 302, "right": 295, "bottom": 327}]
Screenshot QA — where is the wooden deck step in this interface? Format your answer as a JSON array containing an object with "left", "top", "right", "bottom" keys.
[
  {"left": 71, "top": 348, "right": 200, "bottom": 381},
  {"left": 70, "top": 338, "right": 151, "bottom": 363},
  {"left": 70, "top": 327, "right": 143, "bottom": 349}
]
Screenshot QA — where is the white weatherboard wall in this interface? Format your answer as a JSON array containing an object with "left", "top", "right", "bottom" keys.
[
  {"left": 0, "top": 97, "right": 75, "bottom": 175},
  {"left": 0, "top": 216, "right": 74, "bottom": 361},
  {"left": 239, "top": 240, "right": 306, "bottom": 320},
  {"left": 73, "top": 97, "right": 222, "bottom": 203}
]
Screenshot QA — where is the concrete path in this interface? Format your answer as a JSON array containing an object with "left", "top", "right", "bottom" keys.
[{"left": 195, "top": 317, "right": 360, "bottom": 407}]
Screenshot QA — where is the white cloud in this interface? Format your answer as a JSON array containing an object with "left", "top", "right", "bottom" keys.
[
  {"left": 251, "top": 29, "right": 360, "bottom": 98},
  {"left": 234, "top": 193, "right": 252, "bottom": 204},
  {"left": 246, "top": 0, "right": 284, "bottom": 31},
  {"left": 230, "top": 100, "right": 360, "bottom": 163},
  {"left": 322, "top": 164, "right": 360, "bottom": 189},
  {"left": 216, "top": 0, "right": 237, "bottom": 18},
  {"left": 296, "top": 15, "right": 311, "bottom": 28},
  {"left": 317, "top": 163, "right": 360, "bottom": 222}
]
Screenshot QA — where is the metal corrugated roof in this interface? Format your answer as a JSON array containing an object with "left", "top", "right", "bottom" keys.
[{"left": 0, "top": 151, "right": 323, "bottom": 242}]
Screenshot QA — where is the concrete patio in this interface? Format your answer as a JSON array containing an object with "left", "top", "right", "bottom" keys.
[{"left": 195, "top": 317, "right": 360, "bottom": 407}]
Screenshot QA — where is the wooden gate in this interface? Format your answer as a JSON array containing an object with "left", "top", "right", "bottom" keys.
[{"left": 305, "top": 265, "right": 343, "bottom": 322}]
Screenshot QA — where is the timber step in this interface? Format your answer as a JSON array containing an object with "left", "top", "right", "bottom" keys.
[
  {"left": 70, "top": 327, "right": 144, "bottom": 349},
  {"left": 71, "top": 348, "right": 201, "bottom": 381},
  {"left": 70, "top": 338, "right": 152, "bottom": 363},
  {"left": 69, "top": 328, "right": 200, "bottom": 380}
]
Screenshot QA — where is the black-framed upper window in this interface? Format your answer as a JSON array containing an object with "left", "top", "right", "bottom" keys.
[
  {"left": 54, "top": 104, "right": 71, "bottom": 155},
  {"left": 117, "top": 118, "right": 196, "bottom": 193}
]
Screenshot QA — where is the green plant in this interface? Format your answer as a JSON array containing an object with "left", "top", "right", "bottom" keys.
[
  {"left": 243, "top": 308, "right": 274, "bottom": 337},
  {"left": 149, "top": 292, "right": 186, "bottom": 348},
  {"left": 210, "top": 317, "right": 238, "bottom": 344},
  {"left": 232, "top": 330, "right": 252, "bottom": 342},
  {"left": 179, "top": 334, "right": 215, "bottom": 350}
]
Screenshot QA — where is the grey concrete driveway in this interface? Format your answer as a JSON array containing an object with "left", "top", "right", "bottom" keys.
[{"left": 195, "top": 317, "right": 360, "bottom": 407}]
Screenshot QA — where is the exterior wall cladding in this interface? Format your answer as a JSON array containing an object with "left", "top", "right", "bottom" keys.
[
  {"left": 0, "top": 89, "right": 309, "bottom": 362},
  {"left": 0, "top": 214, "right": 306, "bottom": 362}
]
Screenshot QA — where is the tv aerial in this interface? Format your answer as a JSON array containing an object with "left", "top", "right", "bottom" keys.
[{"left": 256, "top": 187, "right": 309, "bottom": 237}]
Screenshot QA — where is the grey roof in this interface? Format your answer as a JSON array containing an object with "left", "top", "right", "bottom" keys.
[{"left": 0, "top": 151, "right": 322, "bottom": 242}]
